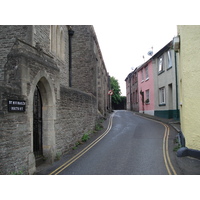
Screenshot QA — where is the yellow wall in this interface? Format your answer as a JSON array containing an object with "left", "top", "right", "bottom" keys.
[{"left": 178, "top": 25, "right": 200, "bottom": 150}]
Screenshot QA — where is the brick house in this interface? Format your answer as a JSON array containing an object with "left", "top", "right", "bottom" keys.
[{"left": 125, "top": 67, "right": 139, "bottom": 112}]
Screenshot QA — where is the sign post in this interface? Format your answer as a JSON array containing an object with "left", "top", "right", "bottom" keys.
[
  {"left": 108, "top": 90, "right": 113, "bottom": 96},
  {"left": 108, "top": 90, "right": 113, "bottom": 111}
]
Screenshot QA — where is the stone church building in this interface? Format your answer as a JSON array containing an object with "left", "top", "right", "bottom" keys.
[{"left": 0, "top": 25, "right": 111, "bottom": 174}]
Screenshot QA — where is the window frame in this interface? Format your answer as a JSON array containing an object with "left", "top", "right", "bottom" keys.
[
  {"left": 167, "top": 50, "right": 172, "bottom": 69},
  {"left": 145, "top": 89, "right": 150, "bottom": 104},
  {"left": 158, "top": 56, "right": 164, "bottom": 74},
  {"left": 145, "top": 65, "right": 149, "bottom": 80},
  {"left": 159, "top": 87, "right": 166, "bottom": 106},
  {"left": 141, "top": 69, "right": 144, "bottom": 82}
]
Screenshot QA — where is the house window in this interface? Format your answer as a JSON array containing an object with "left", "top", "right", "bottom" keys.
[
  {"left": 127, "top": 93, "right": 130, "bottom": 103},
  {"left": 145, "top": 66, "right": 149, "bottom": 80},
  {"left": 141, "top": 69, "right": 144, "bottom": 81},
  {"left": 145, "top": 89, "right": 150, "bottom": 104},
  {"left": 132, "top": 76, "right": 134, "bottom": 85},
  {"left": 159, "top": 87, "right": 166, "bottom": 105},
  {"left": 167, "top": 50, "right": 172, "bottom": 69},
  {"left": 158, "top": 57, "right": 164, "bottom": 73}
]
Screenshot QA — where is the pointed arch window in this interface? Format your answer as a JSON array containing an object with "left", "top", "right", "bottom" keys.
[
  {"left": 60, "top": 28, "right": 65, "bottom": 60},
  {"left": 56, "top": 26, "right": 60, "bottom": 56},
  {"left": 50, "top": 25, "right": 65, "bottom": 60},
  {"left": 50, "top": 25, "right": 56, "bottom": 53}
]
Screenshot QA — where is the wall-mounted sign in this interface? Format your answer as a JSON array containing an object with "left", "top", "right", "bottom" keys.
[
  {"left": 108, "top": 90, "right": 113, "bottom": 95},
  {"left": 8, "top": 100, "right": 26, "bottom": 112}
]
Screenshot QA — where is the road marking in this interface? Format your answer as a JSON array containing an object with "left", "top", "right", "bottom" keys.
[
  {"left": 134, "top": 113, "right": 177, "bottom": 175},
  {"left": 163, "top": 125, "right": 171, "bottom": 174},
  {"left": 163, "top": 123, "right": 177, "bottom": 175},
  {"left": 49, "top": 112, "right": 116, "bottom": 175},
  {"left": 50, "top": 111, "right": 177, "bottom": 175}
]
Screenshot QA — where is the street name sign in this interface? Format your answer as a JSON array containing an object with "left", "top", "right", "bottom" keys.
[{"left": 8, "top": 100, "right": 26, "bottom": 112}]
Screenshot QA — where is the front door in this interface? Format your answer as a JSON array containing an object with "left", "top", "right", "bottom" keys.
[{"left": 33, "top": 85, "right": 43, "bottom": 159}]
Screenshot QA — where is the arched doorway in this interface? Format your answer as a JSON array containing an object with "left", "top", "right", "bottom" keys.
[
  {"left": 33, "top": 85, "right": 43, "bottom": 161},
  {"left": 31, "top": 76, "right": 56, "bottom": 167}
]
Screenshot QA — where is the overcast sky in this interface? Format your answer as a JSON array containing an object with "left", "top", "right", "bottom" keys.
[
  {"left": 94, "top": 24, "right": 177, "bottom": 95},
  {"left": 3, "top": 1, "right": 197, "bottom": 96}
]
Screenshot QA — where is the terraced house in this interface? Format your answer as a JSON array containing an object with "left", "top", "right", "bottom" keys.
[
  {"left": 125, "top": 40, "right": 179, "bottom": 119},
  {"left": 0, "top": 25, "right": 111, "bottom": 174},
  {"left": 137, "top": 59, "right": 155, "bottom": 115},
  {"left": 153, "top": 41, "right": 179, "bottom": 119}
]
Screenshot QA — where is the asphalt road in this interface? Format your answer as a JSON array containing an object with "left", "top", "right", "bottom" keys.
[{"left": 47, "top": 110, "right": 176, "bottom": 175}]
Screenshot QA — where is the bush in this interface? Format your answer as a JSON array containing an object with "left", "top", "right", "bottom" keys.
[
  {"left": 81, "top": 133, "right": 90, "bottom": 142},
  {"left": 95, "top": 123, "right": 103, "bottom": 131}
]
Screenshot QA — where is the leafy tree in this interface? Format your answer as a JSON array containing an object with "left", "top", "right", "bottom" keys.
[{"left": 110, "top": 76, "right": 122, "bottom": 104}]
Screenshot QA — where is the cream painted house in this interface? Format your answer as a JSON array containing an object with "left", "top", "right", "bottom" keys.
[
  {"left": 152, "top": 41, "right": 179, "bottom": 119},
  {"left": 176, "top": 25, "right": 200, "bottom": 158}
]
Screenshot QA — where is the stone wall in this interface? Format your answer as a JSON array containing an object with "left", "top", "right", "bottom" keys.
[
  {"left": 55, "top": 87, "right": 97, "bottom": 154},
  {"left": 71, "top": 25, "right": 97, "bottom": 95},
  {"left": 0, "top": 25, "right": 32, "bottom": 81},
  {"left": 0, "top": 85, "right": 30, "bottom": 174},
  {"left": 71, "top": 25, "right": 110, "bottom": 116},
  {"left": 0, "top": 25, "right": 110, "bottom": 174},
  {"left": 33, "top": 25, "right": 70, "bottom": 86},
  {"left": 0, "top": 38, "right": 60, "bottom": 174}
]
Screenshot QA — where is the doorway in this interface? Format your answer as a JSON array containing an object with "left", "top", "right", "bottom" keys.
[
  {"left": 168, "top": 83, "right": 173, "bottom": 118},
  {"left": 33, "top": 85, "right": 43, "bottom": 160},
  {"left": 31, "top": 76, "right": 56, "bottom": 167}
]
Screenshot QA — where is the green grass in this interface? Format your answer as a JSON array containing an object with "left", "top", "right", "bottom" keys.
[{"left": 81, "top": 133, "right": 90, "bottom": 142}]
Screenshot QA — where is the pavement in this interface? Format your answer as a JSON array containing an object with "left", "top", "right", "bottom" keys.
[
  {"left": 135, "top": 112, "right": 181, "bottom": 132},
  {"left": 134, "top": 111, "right": 200, "bottom": 175}
]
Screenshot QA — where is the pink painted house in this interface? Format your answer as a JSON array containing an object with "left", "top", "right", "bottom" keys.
[{"left": 137, "top": 59, "right": 155, "bottom": 115}]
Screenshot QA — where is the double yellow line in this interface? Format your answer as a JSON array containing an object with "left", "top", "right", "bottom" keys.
[
  {"left": 162, "top": 123, "right": 177, "bottom": 175},
  {"left": 49, "top": 112, "right": 115, "bottom": 175},
  {"left": 135, "top": 114, "right": 177, "bottom": 175}
]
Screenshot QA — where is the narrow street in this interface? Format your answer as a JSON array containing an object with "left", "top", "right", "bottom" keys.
[{"left": 39, "top": 110, "right": 181, "bottom": 175}]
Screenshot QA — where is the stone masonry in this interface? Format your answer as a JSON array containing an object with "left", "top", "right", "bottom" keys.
[{"left": 0, "top": 25, "right": 110, "bottom": 174}]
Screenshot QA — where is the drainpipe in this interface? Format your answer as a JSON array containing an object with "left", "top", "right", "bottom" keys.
[
  {"left": 68, "top": 26, "right": 74, "bottom": 87},
  {"left": 140, "top": 90, "right": 144, "bottom": 114},
  {"left": 129, "top": 76, "right": 132, "bottom": 110},
  {"left": 173, "top": 35, "right": 180, "bottom": 119},
  {"left": 174, "top": 51, "right": 179, "bottom": 119}
]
